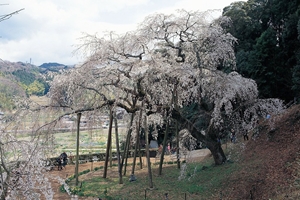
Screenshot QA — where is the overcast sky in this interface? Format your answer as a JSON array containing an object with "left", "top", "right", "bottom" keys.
[{"left": 0, "top": 0, "right": 244, "bottom": 66}]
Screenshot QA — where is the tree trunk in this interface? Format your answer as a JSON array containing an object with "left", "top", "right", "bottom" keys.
[
  {"left": 205, "top": 125, "right": 227, "bottom": 165},
  {"left": 206, "top": 140, "right": 226, "bottom": 165},
  {"left": 171, "top": 109, "right": 226, "bottom": 165},
  {"left": 114, "top": 110, "right": 123, "bottom": 184},
  {"left": 75, "top": 112, "right": 81, "bottom": 186},
  {"left": 103, "top": 107, "right": 113, "bottom": 178}
]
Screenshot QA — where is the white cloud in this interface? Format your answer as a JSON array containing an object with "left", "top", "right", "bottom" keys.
[{"left": 0, "top": 0, "right": 244, "bottom": 66}]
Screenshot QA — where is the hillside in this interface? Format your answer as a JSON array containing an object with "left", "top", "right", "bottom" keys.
[
  {"left": 39, "top": 62, "right": 74, "bottom": 73},
  {"left": 222, "top": 104, "right": 300, "bottom": 199},
  {"left": 0, "top": 60, "right": 72, "bottom": 111}
]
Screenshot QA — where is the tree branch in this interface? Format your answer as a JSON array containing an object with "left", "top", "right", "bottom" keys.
[{"left": 0, "top": 8, "right": 24, "bottom": 22}]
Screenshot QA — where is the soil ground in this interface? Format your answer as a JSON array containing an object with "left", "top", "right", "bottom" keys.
[{"left": 221, "top": 104, "right": 300, "bottom": 199}]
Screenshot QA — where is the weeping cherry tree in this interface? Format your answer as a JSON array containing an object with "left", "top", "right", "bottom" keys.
[{"left": 51, "top": 9, "right": 285, "bottom": 167}]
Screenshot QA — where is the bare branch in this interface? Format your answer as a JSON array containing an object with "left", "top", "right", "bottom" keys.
[{"left": 0, "top": 8, "right": 24, "bottom": 22}]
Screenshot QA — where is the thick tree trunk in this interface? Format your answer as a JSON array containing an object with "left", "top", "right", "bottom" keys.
[
  {"left": 206, "top": 140, "right": 226, "bottom": 165},
  {"left": 171, "top": 109, "right": 226, "bottom": 165},
  {"left": 205, "top": 125, "right": 227, "bottom": 165}
]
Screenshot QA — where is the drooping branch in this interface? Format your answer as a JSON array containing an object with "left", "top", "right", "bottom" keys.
[
  {"left": 171, "top": 108, "right": 206, "bottom": 142},
  {"left": 0, "top": 8, "right": 24, "bottom": 22}
]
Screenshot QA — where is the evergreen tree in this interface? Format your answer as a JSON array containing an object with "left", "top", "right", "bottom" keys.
[{"left": 223, "top": 0, "right": 300, "bottom": 102}]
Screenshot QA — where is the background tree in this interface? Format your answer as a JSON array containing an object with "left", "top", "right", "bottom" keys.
[
  {"left": 292, "top": 15, "right": 300, "bottom": 102},
  {"left": 223, "top": 0, "right": 300, "bottom": 102}
]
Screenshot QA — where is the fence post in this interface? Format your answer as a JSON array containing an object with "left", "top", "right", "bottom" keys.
[{"left": 145, "top": 189, "right": 147, "bottom": 200}]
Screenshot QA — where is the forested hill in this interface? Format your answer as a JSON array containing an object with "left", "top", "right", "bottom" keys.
[
  {"left": 0, "top": 60, "right": 73, "bottom": 111},
  {"left": 222, "top": 0, "right": 300, "bottom": 103},
  {"left": 39, "top": 62, "right": 74, "bottom": 72}
]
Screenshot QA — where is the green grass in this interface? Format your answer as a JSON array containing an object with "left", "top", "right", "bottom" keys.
[
  {"left": 14, "top": 128, "right": 127, "bottom": 157},
  {"left": 52, "top": 129, "right": 127, "bottom": 155},
  {"left": 62, "top": 154, "right": 240, "bottom": 200}
]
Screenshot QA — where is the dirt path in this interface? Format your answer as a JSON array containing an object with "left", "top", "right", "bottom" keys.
[
  {"left": 47, "top": 162, "right": 99, "bottom": 200},
  {"left": 47, "top": 149, "right": 211, "bottom": 200}
]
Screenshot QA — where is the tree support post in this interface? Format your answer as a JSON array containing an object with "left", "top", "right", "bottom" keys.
[
  {"left": 103, "top": 106, "right": 113, "bottom": 178},
  {"left": 75, "top": 112, "right": 81, "bottom": 186},
  {"left": 144, "top": 115, "right": 153, "bottom": 188}
]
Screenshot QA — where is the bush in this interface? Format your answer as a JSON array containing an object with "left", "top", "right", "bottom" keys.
[
  {"left": 70, "top": 186, "right": 81, "bottom": 195},
  {"left": 59, "top": 185, "right": 66, "bottom": 193},
  {"left": 65, "top": 175, "right": 75, "bottom": 183},
  {"left": 94, "top": 166, "right": 101, "bottom": 171},
  {"left": 79, "top": 169, "right": 90, "bottom": 176}
]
